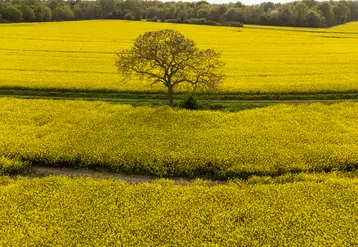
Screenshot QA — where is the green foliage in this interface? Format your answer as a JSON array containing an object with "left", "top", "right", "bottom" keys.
[
  {"left": 124, "top": 12, "right": 134, "bottom": 20},
  {"left": 164, "top": 18, "right": 181, "bottom": 23},
  {"left": 18, "top": 5, "right": 35, "bottom": 22},
  {"left": 0, "top": 5, "right": 22, "bottom": 22},
  {"left": 302, "top": 9, "right": 325, "bottom": 27},
  {"left": 147, "top": 16, "right": 158, "bottom": 22},
  {"left": 133, "top": 7, "right": 143, "bottom": 21},
  {"left": 186, "top": 17, "right": 206, "bottom": 25},
  {"left": 74, "top": 4, "right": 84, "bottom": 20},
  {"left": 1, "top": 0, "right": 357, "bottom": 28},
  {"left": 292, "top": 2, "right": 309, "bottom": 26},
  {"left": 53, "top": 5, "right": 75, "bottom": 21},
  {"left": 224, "top": 7, "right": 241, "bottom": 22},
  {"left": 34, "top": 5, "right": 52, "bottom": 21},
  {"left": 83, "top": 2, "right": 101, "bottom": 19},
  {"left": 334, "top": 3, "right": 350, "bottom": 24},
  {"left": 108, "top": 10, "right": 123, "bottom": 19},
  {"left": 180, "top": 95, "right": 200, "bottom": 110},
  {"left": 221, "top": 21, "right": 243, "bottom": 27},
  {"left": 205, "top": 20, "right": 218, "bottom": 25},
  {"left": 0, "top": 176, "right": 357, "bottom": 245},
  {"left": 318, "top": 2, "right": 334, "bottom": 26}
]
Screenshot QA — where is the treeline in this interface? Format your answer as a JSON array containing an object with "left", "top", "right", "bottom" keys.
[{"left": 0, "top": 0, "right": 358, "bottom": 28}]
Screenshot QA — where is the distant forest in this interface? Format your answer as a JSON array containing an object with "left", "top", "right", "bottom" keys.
[{"left": 1, "top": 0, "right": 358, "bottom": 28}]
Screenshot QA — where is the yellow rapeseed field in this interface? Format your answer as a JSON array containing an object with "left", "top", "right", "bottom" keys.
[
  {"left": 0, "top": 156, "right": 29, "bottom": 175},
  {"left": 0, "top": 175, "right": 357, "bottom": 246},
  {"left": 1, "top": 98, "right": 358, "bottom": 178},
  {"left": 0, "top": 20, "right": 357, "bottom": 93}
]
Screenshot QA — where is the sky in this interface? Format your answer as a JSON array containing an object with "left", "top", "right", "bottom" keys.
[
  {"left": 197, "top": 0, "right": 322, "bottom": 5},
  {"left": 220, "top": 0, "right": 292, "bottom": 3}
]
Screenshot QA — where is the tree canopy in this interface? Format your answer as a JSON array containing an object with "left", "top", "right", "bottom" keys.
[
  {"left": 1, "top": 0, "right": 358, "bottom": 28},
  {"left": 115, "top": 29, "right": 225, "bottom": 106}
]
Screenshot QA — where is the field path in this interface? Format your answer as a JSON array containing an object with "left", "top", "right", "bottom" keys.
[
  {"left": 2, "top": 88, "right": 358, "bottom": 107},
  {"left": 26, "top": 166, "right": 228, "bottom": 185}
]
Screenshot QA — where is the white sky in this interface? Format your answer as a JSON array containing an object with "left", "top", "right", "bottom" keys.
[
  {"left": 221, "top": 0, "right": 292, "bottom": 4},
  {"left": 194, "top": 0, "right": 325, "bottom": 5}
]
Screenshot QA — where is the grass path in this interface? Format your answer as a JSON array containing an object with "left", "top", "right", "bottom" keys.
[
  {"left": 15, "top": 165, "right": 358, "bottom": 186},
  {"left": 2, "top": 88, "right": 358, "bottom": 111},
  {"left": 26, "top": 166, "right": 225, "bottom": 184}
]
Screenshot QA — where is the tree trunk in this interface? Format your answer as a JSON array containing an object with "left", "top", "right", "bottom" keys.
[{"left": 168, "top": 85, "right": 174, "bottom": 107}]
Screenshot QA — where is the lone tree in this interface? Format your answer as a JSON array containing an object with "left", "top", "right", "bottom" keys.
[{"left": 115, "top": 29, "right": 225, "bottom": 106}]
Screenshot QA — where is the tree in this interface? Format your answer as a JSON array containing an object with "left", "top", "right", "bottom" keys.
[
  {"left": 291, "top": 2, "right": 309, "bottom": 26},
  {"left": 123, "top": 12, "right": 134, "bottom": 20},
  {"left": 334, "top": 3, "right": 350, "bottom": 24},
  {"left": 115, "top": 29, "right": 225, "bottom": 106},
  {"left": 348, "top": 1, "right": 358, "bottom": 21},
  {"left": 22, "top": 0, "right": 40, "bottom": 6},
  {"left": 196, "top": 6, "right": 210, "bottom": 19},
  {"left": 263, "top": 9, "right": 281, "bottom": 26},
  {"left": 302, "top": 0, "right": 317, "bottom": 8},
  {"left": 133, "top": 6, "right": 143, "bottom": 20},
  {"left": 166, "top": 5, "right": 176, "bottom": 19},
  {"left": 73, "top": 4, "right": 84, "bottom": 19},
  {"left": 122, "top": 0, "right": 138, "bottom": 12},
  {"left": 302, "top": 9, "right": 324, "bottom": 27},
  {"left": 99, "top": 0, "right": 114, "bottom": 17},
  {"left": 209, "top": 5, "right": 227, "bottom": 22},
  {"left": 53, "top": 5, "right": 74, "bottom": 20},
  {"left": 1, "top": 5, "right": 22, "bottom": 22},
  {"left": 19, "top": 5, "right": 35, "bottom": 21},
  {"left": 48, "top": 0, "right": 61, "bottom": 11},
  {"left": 224, "top": 7, "right": 241, "bottom": 22},
  {"left": 145, "top": 6, "right": 159, "bottom": 19},
  {"left": 109, "top": 9, "right": 123, "bottom": 19},
  {"left": 317, "top": 2, "right": 334, "bottom": 26},
  {"left": 234, "top": 1, "right": 244, "bottom": 8},
  {"left": 0, "top": 0, "right": 357, "bottom": 27},
  {"left": 261, "top": 2, "right": 274, "bottom": 12},
  {"left": 34, "top": 5, "right": 52, "bottom": 21},
  {"left": 83, "top": 2, "right": 101, "bottom": 19},
  {"left": 176, "top": 9, "right": 188, "bottom": 22}
]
